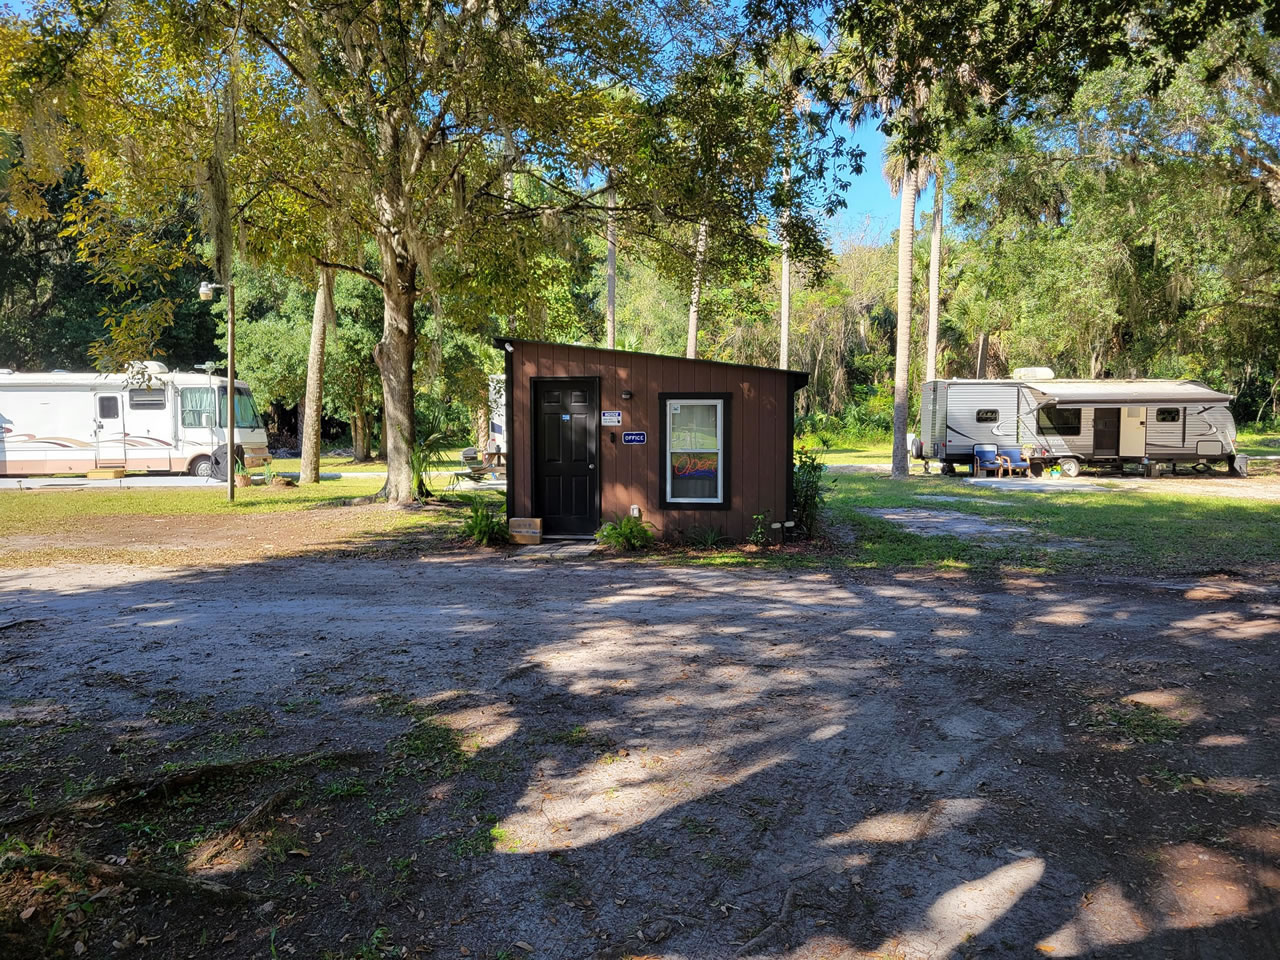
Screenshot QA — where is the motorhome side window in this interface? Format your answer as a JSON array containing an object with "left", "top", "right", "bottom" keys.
[
  {"left": 1156, "top": 408, "right": 1181, "bottom": 423},
  {"left": 97, "top": 395, "right": 119, "bottom": 419},
  {"left": 181, "top": 388, "right": 215, "bottom": 427},
  {"left": 129, "top": 387, "right": 165, "bottom": 410},
  {"left": 975, "top": 409, "right": 999, "bottom": 423},
  {"left": 1037, "top": 407, "right": 1082, "bottom": 436}
]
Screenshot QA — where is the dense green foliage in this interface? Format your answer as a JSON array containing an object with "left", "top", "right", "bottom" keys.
[{"left": 791, "top": 446, "right": 829, "bottom": 535}]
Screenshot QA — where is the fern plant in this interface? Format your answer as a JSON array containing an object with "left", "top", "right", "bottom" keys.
[
  {"left": 461, "top": 498, "right": 510, "bottom": 546},
  {"left": 683, "top": 525, "right": 727, "bottom": 549},
  {"left": 595, "top": 514, "right": 656, "bottom": 551}
]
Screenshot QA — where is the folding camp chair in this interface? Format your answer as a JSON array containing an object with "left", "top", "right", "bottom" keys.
[{"left": 973, "top": 443, "right": 1011, "bottom": 478}]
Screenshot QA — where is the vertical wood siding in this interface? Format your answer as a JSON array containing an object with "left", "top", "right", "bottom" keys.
[{"left": 508, "top": 342, "right": 798, "bottom": 539}]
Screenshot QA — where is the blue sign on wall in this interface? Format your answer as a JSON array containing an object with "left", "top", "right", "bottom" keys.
[{"left": 622, "top": 431, "right": 647, "bottom": 444}]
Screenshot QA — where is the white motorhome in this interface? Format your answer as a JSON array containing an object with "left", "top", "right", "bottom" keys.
[
  {"left": 0, "top": 362, "right": 271, "bottom": 477},
  {"left": 917, "top": 368, "right": 1244, "bottom": 477}
]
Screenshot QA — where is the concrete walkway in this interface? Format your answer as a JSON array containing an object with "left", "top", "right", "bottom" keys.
[{"left": 513, "top": 541, "right": 599, "bottom": 560}]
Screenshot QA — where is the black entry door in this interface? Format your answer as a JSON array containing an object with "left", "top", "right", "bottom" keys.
[
  {"left": 534, "top": 379, "right": 599, "bottom": 535},
  {"left": 1094, "top": 407, "right": 1120, "bottom": 457}
]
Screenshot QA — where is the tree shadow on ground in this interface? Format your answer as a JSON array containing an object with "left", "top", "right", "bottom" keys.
[{"left": 0, "top": 542, "right": 1277, "bottom": 959}]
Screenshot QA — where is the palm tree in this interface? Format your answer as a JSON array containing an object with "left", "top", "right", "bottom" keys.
[
  {"left": 884, "top": 142, "right": 946, "bottom": 440},
  {"left": 925, "top": 165, "right": 944, "bottom": 383}
]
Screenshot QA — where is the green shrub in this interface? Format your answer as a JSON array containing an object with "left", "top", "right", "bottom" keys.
[
  {"left": 683, "top": 525, "right": 727, "bottom": 549},
  {"left": 793, "top": 447, "right": 830, "bottom": 536},
  {"left": 595, "top": 514, "right": 656, "bottom": 551},
  {"left": 461, "top": 499, "right": 510, "bottom": 546}
]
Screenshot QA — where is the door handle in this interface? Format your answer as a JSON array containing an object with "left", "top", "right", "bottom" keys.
[{"left": 588, "top": 463, "right": 595, "bottom": 470}]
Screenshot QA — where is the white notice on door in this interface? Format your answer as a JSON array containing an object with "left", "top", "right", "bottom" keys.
[{"left": 601, "top": 410, "right": 622, "bottom": 425}]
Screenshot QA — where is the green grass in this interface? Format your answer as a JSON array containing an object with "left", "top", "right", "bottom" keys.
[
  {"left": 1236, "top": 428, "right": 1280, "bottom": 457},
  {"left": 1097, "top": 703, "right": 1184, "bottom": 743},
  {"left": 795, "top": 435, "right": 893, "bottom": 464},
  {"left": 823, "top": 472, "right": 1280, "bottom": 575},
  {"left": 0, "top": 477, "right": 388, "bottom": 537},
  {"left": 269, "top": 447, "right": 469, "bottom": 475}
]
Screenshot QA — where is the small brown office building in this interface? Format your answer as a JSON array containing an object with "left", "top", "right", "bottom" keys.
[{"left": 497, "top": 338, "right": 809, "bottom": 540}]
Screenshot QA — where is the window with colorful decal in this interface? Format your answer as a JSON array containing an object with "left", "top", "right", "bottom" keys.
[{"left": 666, "top": 398, "right": 724, "bottom": 504}]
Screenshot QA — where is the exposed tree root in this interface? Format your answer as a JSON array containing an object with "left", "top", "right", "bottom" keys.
[
  {"left": 1, "top": 749, "right": 371, "bottom": 831},
  {"left": 0, "top": 618, "right": 41, "bottom": 632},
  {"left": 737, "top": 884, "right": 798, "bottom": 956},
  {"left": 187, "top": 786, "right": 296, "bottom": 870},
  {"left": 2, "top": 853, "right": 264, "bottom": 903}
]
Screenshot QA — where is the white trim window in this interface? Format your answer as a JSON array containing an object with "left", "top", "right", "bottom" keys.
[{"left": 666, "top": 398, "right": 724, "bottom": 504}]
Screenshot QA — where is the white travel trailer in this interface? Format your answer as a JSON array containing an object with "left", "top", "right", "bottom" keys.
[
  {"left": 916, "top": 369, "right": 1245, "bottom": 477},
  {"left": 487, "top": 374, "right": 507, "bottom": 455},
  {"left": 0, "top": 362, "right": 271, "bottom": 477}
]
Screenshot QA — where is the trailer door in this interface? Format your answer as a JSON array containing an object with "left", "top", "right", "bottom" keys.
[
  {"left": 1119, "top": 406, "right": 1147, "bottom": 458},
  {"left": 93, "top": 392, "right": 127, "bottom": 467}
]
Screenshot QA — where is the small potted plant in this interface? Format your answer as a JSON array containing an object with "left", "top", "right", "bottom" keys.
[{"left": 233, "top": 460, "right": 253, "bottom": 488}]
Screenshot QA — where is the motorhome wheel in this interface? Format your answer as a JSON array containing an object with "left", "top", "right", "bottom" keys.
[
  {"left": 1059, "top": 458, "right": 1081, "bottom": 478},
  {"left": 188, "top": 456, "right": 212, "bottom": 478}
]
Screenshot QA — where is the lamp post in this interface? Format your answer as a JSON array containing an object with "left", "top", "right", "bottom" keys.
[{"left": 199, "top": 280, "right": 236, "bottom": 502}]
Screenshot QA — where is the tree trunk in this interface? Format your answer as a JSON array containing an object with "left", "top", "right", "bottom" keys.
[
  {"left": 474, "top": 404, "right": 490, "bottom": 454},
  {"left": 351, "top": 401, "right": 369, "bottom": 462},
  {"left": 606, "top": 172, "right": 617, "bottom": 349},
  {"left": 780, "top": 165, "right": 791, "bottom": 370},
  {"left": 976, "top": 331, "right": 990, "bottom": 378},
  {"left": 891, "top": 168, "right": 918, "bottom": 479},
  {"left": 299, "top": 267, "right": 335, "bottom": 484},
  {"left": 780, "top": 231, "right": 791, "bottom": 370},
  {"left": 686, "top": 219, "right": 709, "bottom": 360},
  {"left": 925, "top": 169, "right": 943, "bottom": 384},
  {"left": 373, "top": 242, "right": 418, "bottom": 505}
]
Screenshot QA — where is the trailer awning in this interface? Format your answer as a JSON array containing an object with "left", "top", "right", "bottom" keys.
[{"left": 1024, "top": 379, "right": 1233, "bottom": 408}]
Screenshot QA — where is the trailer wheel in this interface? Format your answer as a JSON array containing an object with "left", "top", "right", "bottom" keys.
[
  {"left": 1059, "top": 457, "right": 1081, "bottom": 478},
  {"left": 1029, "top": 461, "right": 1045, "bottom": 478},
  {"left": 188, "top": 456, "right": 213, "bottom": 478}
]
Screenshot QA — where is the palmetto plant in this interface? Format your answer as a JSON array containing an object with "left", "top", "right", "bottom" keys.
[{"left": 404, "top": 418, "right": 457, "bottom": 501}]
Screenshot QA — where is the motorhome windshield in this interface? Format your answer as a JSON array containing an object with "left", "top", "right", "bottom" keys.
[{"left": 219, "top": 387, "right": 264, "bottom": 429}]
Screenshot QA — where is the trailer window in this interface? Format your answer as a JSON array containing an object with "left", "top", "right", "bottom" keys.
[
  {"left": 97, "top": 395, "right": 119, "bottom": 419},
  {"left": 1037, "top": 407, "right": 1082, "bottom": 436},
  {"left": 1155, "top": 408, "right": 1181, "bottom": 423},
  {"left": 661, "top": 395, "right": 729, "bottom": 507},
  {"left": 976, "top": 409, "right": 999, "bottom": 423},
  {"left": 128, "top": 387, "right": 165, "bottom": 410},
  {"left": 181, "top": 388, "right": 215, "bottom": 427}
]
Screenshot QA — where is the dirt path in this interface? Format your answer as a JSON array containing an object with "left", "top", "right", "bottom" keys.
[{"left": 1, "top": 558, "right": 1277, "bottom": 959}]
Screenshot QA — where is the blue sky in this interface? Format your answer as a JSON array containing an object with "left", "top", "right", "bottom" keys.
[{"left": 827, "top": 119, "right": 937, "bottom": 251}]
